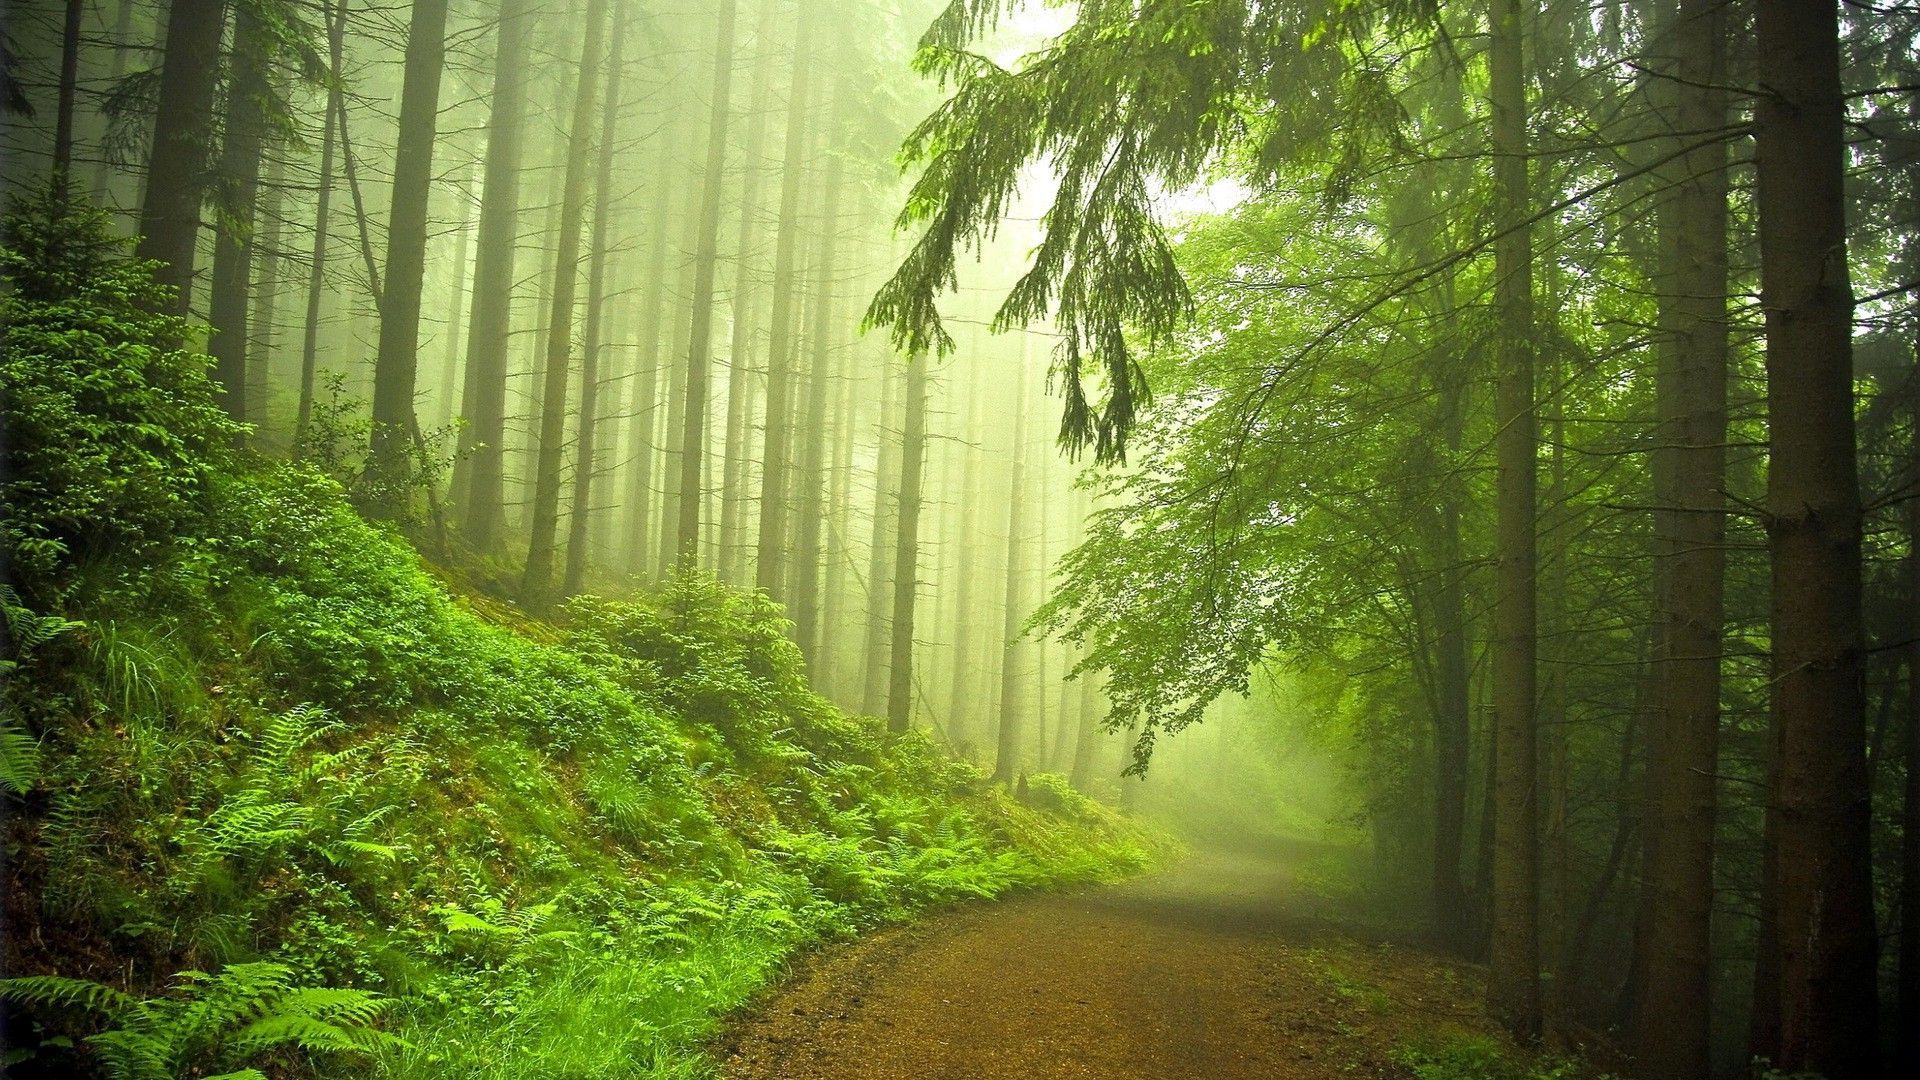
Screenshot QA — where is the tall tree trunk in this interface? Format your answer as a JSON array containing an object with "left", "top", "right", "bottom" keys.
[
  {"left": 368, "top": 0, "right": 452, "bottom": 498},
  {"left": 521, "top": 0, "right": 609, "bottom": 604},
  {"left": 92, "top": 0, "right": 139, "bottom": 201},
  {"left": 753, "top": 0, "right": 819, "bottom": 596},
  {"left": 51, "top": 0, "right": 82, "bottom": 196},
  {"left": 792, "top": 136, "right": 846, "bottom": 656},
  {"left": 455, "top": 0, "right": 536, "bottom": 547},
  {"left": 862, "top": 361, "right": 901, "bottom": 714},
  {"left": 1751, "top": 2, "right": 1878, "bottom": 1072},
  {"left": 992, "top": 370, "right": 1032, "bottom": 784},
  {"left": 673, "top": 0, "right": 741, "bottom": 566},
  {"left": 206, "top": 7, "right": 270, "bottom": 428},
  {"left": 563, "top": 7, "right": 627, "bottom": 598},
  {"left": 1070, "top": 664, "right": 1102, "bottom": 791},
  {"left": 1432, "top": 498, "right": 1472, "bottom": 950},
  {"left": 624, "top": 134, "right": 678, "bottom": 579},
  {"left": 655, "top": 190, "right": 700, "bottom": 576},
  {"left": 886, "top": 356, "right": 930, "bottom": 733},
  {"left": 720, "top": 0, "right": 782, "bottom": 584},
  {"left": 250, "top": 149, "right": 287, "bottom": 425},
  {"left": 296, "top": 0, "right": 347, "bottom": 444},
  {"left": 1901, "top": 351, "right": 1920, "bottom": 1075},
  {"left": 136, "top": 0, "right": 227, "bottom": 314},
  {"left": 818, "top": 329, "right": 860, "bottom": 696},
  {"left": 435, "top": 169, "right": 475, "bottom": 432},
  {"left": 1634, "top": 1, "right": 1730, "bottom": 1073},
  {"left": 945, "top": 361, "right": 986, "bottom": 749},
  {"left": 1486, "top": 0, "right": 1540, "bottom": 1039}
]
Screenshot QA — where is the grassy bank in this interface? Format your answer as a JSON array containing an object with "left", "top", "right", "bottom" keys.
[{"left": 0, "top": 191, "right": 1154, "bottom": 1079}]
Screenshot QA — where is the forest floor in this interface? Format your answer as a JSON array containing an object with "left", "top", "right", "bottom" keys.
[{"left": 713, "top": 832, "right": 1527, "bottom": 1079}]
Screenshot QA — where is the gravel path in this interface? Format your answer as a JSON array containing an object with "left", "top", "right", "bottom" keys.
[{"left": 715, "top": 836, "right": 1498, "bottom": 1079}]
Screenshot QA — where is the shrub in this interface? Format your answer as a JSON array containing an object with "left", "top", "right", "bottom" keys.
[{"left": 0, "top": 186, "right": 239, "bottom": 602}]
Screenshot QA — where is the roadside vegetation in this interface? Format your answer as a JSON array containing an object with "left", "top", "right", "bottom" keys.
[{"left": 0, "top": 193, "right": 1154, "bottom": 1078}]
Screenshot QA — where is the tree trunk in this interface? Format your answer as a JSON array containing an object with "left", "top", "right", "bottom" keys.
[
  {"left": 1634, "top": 1, "right": 1729, "bottom": 1073},
  {"left": 206, "top": 7, "right": 270, "bottom": 429},
  {"left": 1432, "top": 499, "right": 1472, "bottom": 950},
  {"left": 563, "top": 7, "right": 627, "bottom": 598},
  {"left": 435, "top": 169, "right": 475, "bottom": 433},
  {"left": 51, "top": 0, "right": 82, "bottom": 195},
  {"left": 624, "top": 133, "right": 678, "bottom": 579},
  {"left": 1752, "top": 0, "right": 1879, "bottom": 1072},
  {"left": 1486, "top": 0, "right": 1540, "bottom": 1039},
  {"left": 1751, "top": 2, "right": 1878, "bottom": 1072},
  {"left": 818, "top": 321, "right": 861, "bottom": 697},
  {"left": 521, "top": 0, "right": 609, "bottom": 604},
  {"left": 655, "top": 189, "right": 700, "bottom": 576},
  {"left": 753, "top": 0, "right": 819, "bottom": 597},
  {"left": 1901, "top": 353, "right": 1920, "bottom": 1076},
  {"left": 368, "top": 0, "right": 452, "bottom": 501},
  {"left": 887, "top": 356, "right": 930, "bottom": 733},
  {"left": 862, "top": 361, "right": 901, "bottom": 714},
  {"left": 454, "top": 0, "right": 536, "bottom": 548},
  {"left": 792, "top": 137, "right": 846, "bottom": 657},
  {"left": 297, "top": 0, "right": 347, "bottom": 444},
  {"left": 992, "top": 370, "right": 1032, "bottom": 784},
  {"left": 672, "top": 0, "right": 741, "bottom": 566},
  {"left": 720, "top": 0, "right": 782, "bottom": 584},
  {"left": 250, "top": 148, "right": 287, "bottom": 425},
  {"left": 945, "top": 360, "right": 986, "bottom": 750},
  {"left": 136, "top": 0, "right": 227, "bottom": 314}
]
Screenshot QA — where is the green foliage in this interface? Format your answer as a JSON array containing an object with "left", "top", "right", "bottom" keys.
[
  {"left": 0, "top": 186, "right": 240, "bottom": 600},
  {"left": 0, "top": 961, "right": 400, "bottom": 1079},
  {"left": 2, "top": 198, "right": 1157, "bottom": 1078},
  {"left": 871, "top": 0, "right": 1429, "bottom": 461},
  {"left": 1391, "top": 1032, "right": 1592, "bottom": 1080}
]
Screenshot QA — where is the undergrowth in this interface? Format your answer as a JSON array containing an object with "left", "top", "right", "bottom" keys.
[{"left": 0, "top": 188, "right": 1156, "bottom": 1077}]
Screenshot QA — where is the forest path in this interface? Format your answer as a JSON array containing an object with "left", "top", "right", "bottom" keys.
[{"left": 714, "top": 834, "right": 1500, "bottom": 1078}]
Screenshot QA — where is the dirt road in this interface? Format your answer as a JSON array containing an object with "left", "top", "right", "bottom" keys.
[{"left": 715, "top": 836, "right": 1504, "bottom": 1079}]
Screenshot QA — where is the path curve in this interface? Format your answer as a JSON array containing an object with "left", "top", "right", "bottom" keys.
[{"left": 715, "top": 836, "right": 1497, "bottom": 1079}]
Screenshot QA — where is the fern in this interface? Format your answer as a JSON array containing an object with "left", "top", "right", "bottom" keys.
[
  {"left": 0, "top": 716, "right": 40, "bottom": 794},
  {"left": 0, "top": 961, "right": 401, "bottom": 1079}
]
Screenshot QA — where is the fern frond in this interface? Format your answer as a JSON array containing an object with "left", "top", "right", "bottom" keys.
[
  {"left": 0, "top": 974, "right": 136, "bottom": 1016},
  {"left": 0, "top": 717, "right": 41, "bottom": 794}
]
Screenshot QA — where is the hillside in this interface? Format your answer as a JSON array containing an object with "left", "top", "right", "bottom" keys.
[{"left": 0, "top": 192, "right": 1153, "bottom": 1079}]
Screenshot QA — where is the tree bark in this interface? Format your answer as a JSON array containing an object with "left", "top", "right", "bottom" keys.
[
  {"left": 297, "top": 0, "right": 347, "bottom": 445},
  {"left": 455, "top": 0, "right": 537, "bottom": 548},
  {"left": 946, "top": 358, "right": 986, "bottom": 750},
  {"left": 862, "top": 361, "right": 901, "bottom": 714},
  {"left": 1486, "top": 0, "right": 1540, "bottom": 1039},
  {"left": 792, "top": 135, "right": 846, "bottom": 658},
  {"left": 1901, "top": 351, "right": 1920, "bottom": 1075},
  {"left": 521, "top": 0, "right": 609, "bottom": 604},
  {"left": 564, "top": 7, "right": 627, "bottom": 598},
  {"left": 720, "top": 0, "right": 782, "bottom": 585},
  {"left": 624, "top": 132, "right": 679, "bottom": 580},
  {"left": 673, "top": 0, "right": 741, "bottom": 566},
  {"left": 206, "top": 7, "right": 270, "bottom": 429},
  {"left": 1634, "top": 1, "right": 1729, "bottom": 1073},
  {"left": 368, "top": 0, "right": 452, "bottom": 498},
  {"left": 887, "top": 355, "right": 930, "bottom": 733},
  {"left": 136, "top": 0, "right": 227, "bottom": 314},
  {"left": 435, "top": 169, "right": 475, "bottom": 433},
  {"left": 993, "top": 367, "right": 1032, "bottom": 784},
  {"left": 1751, "top": 1, "right": 1878, "bottom": 1073},
  {"left": 51, "top": 0, "right": 82, "bottom": 194},
  {"left": 753, "top": 0, "right": 818, "bottom": 597}
]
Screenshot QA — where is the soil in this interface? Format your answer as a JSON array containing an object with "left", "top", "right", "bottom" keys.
[{"left": 714, "top": 833, "right": 1512, "bottom": 1079}]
